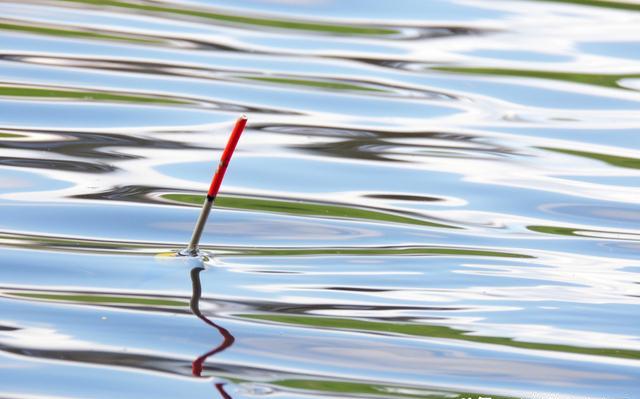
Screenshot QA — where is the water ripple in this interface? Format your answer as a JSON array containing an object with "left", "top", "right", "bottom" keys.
[{"left": 1, "top": 0, "right": 639, "bottom": 398}]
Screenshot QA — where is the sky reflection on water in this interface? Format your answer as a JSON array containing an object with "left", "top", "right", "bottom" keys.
[{"left": 0, "top": 0, "right": 639, "bottom": 398}]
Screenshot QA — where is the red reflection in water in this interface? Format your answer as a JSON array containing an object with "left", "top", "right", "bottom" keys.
[
  {"left": 190, "top": 267, "right": 236, "bottom": 398},
  {"left": 215, "top": 383, "right": 232, "bottom": 399}
]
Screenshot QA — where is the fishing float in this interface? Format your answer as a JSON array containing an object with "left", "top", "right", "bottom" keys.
[{"left": 180, "top": 115, "right": 248, "bottom": 257}]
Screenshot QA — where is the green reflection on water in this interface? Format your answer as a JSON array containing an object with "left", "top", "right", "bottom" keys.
[
  {"left": 241, "top": 76, "right": 387, "bottom": 93},
  {"left": 537, "top": 0, "right": 640, "bottom": 11},
  {"left": 434, "top": 66, "right": 640, "bottom": 90},
  {"left": 0, "top": 85, "right": 188, "bottom": 105},
  {"left": 60, "top": 0, "right": 397, "bottom": 35},
  {"left": 0, "top": 132, "right": 22, "bottom": 138},
  {"left": 163, "top": 193, "right": 457, "bottom": 229},
  {"left": 10, "top": 292, "right": 187, "bottom": 307},
  {"left": 244, "top": 314, "right": 640, "bottom": 360},
  {"left": 0, "top": 22, "right": 157, "bottom": 43},
  {"left": 276, "top": 379, "right": 515, "bottom": 399},
  {"left": 527, "top": 225, "right": 639, "bottom": 241},
  {"left": 541, "top": 147, "right": 640, "bottom": 170},
  {"left": 238, "top": 246, "right": 532, "bottom": 258},
  {"left": 528, "top": 225, "right": 590, "bottom": 237}
]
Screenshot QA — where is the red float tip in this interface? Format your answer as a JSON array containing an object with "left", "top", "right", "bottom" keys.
[{"left": 206, "top": 116, "right": 248, "bottom": 199}]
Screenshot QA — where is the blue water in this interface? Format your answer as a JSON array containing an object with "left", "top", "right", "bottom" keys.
[{"left": 0, "top": 1, "right": 639, "bottom": 398}]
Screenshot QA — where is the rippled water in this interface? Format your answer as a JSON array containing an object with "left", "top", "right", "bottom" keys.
[{"left": 1, "top": 0, "right": 639, "bottom": 398}]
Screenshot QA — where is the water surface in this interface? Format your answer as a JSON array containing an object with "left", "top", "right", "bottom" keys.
[{"left": 1, "top": 0, "right": 639, "bottom": 398}]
